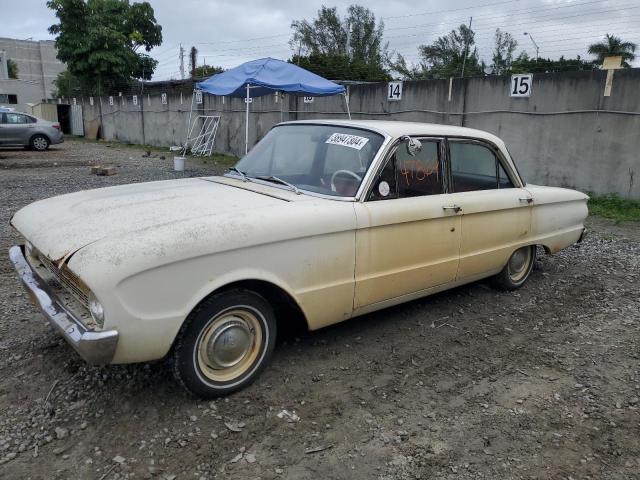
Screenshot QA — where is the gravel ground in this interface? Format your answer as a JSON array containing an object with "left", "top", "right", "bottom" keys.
[{"left": 0, "top": 139, "right": 638, "bottom": 480}]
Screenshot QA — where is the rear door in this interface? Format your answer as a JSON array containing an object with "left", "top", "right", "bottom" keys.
[
  {"left": 445, "top": 139, "right": 532, "bottom": 280},
  {"left": 0, "top": 112, "right": 32, "bottom": 144}
]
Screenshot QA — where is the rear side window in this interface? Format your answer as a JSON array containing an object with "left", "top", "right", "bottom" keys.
[
  {"left": 4, "top": 113, "right": 28, "bottom": 124},
  {"left": 450, "top": 142, "right": 513, "bottom": 192}
]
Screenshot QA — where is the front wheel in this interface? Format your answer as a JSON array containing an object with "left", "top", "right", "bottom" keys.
[
  {"left": 172, "top": 289, "right": 276, "bottom": 398},
  {"left": 491, "top": 245, "right": 536, "bottom": 291}
]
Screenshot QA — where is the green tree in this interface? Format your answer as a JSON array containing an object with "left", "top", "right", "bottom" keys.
[
  {"left": 47, "top": 0, "right": 162, "bottom": 95},
  {"left": 52, "top": 70, "right": 83, "bottom": 97},
  {"left": 388, "top": 53, "right": 427, "bottom": 80},
  {"left": 290, "top": 5, "right": 390, "bottom": 81},
  {"left": 510, "top": 53, "right": 597, "bottom": 74},
  {"left": 414, "top": 24, "right": 485, "bottom": 79},
  {"left": 491, "top": 29, "right": 518, "bottom": 75},
  {"left": 588, "top": 34, "right": 637, "bottom": 67},
  {"left": 193, "top": 64, "right": 225, "bottom": 79},
  {"left": 7, "top": 59, "right": 18, "bottom": 79}
]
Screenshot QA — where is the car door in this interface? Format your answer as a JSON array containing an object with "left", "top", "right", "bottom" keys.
[
  {"left": 353, "top": 138, "right": 461, "bottom": 310},
  {"left": 445, "top": 139, "right": 532, "bottom": 280},
  {"left": 0, "top": 112, "right": 30, "bottom": 145}
]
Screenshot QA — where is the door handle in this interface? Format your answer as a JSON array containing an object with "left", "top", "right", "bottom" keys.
[
  {"left": 519, "top": 197, "right": 533, "bottom": 204},
  {"left": 442, "top": 205, "right": 462, "bottom": 213}
]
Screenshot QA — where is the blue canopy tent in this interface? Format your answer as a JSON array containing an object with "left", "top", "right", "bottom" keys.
[{"left": 196, "top": 57, "right": 349, "bottom": 153}]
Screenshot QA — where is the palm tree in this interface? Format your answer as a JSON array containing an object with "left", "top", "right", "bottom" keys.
[{"left": 588, "top": 34, "right": 637, "bottom": 67}]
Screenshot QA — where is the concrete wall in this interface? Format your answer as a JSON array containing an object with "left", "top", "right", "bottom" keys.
[
  {"left": 0, "top": 37, "right": 65, "bottom": 103},
  {"left": 0, "top": 78, "right": 45, "bottom": 112},
  {"left": 81, "top": 69, "right": 640, "bottom": 198}
]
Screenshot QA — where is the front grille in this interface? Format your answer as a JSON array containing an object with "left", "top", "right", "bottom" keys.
[{"left": 39, "top": 254, "right": 89, "bottom": 308}]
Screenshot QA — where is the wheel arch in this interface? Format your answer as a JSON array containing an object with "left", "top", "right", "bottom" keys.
[
  {"left": 29, "top": 132, "right": 51, "bottom": 147},
  {"left": 215, "top": 279, "right": 309, "bottom": 334},
  {"left": 169, "top": 278, "right": 309, "bottom": 356}
]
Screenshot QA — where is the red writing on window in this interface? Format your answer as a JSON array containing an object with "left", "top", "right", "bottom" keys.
[{"left": 399, "top": 159, "right": 439, "bottom": 186}]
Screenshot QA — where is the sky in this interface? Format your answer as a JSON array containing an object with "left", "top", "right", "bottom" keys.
[{"left": 3, "top": 0, "right": 639, "bottom": 79}]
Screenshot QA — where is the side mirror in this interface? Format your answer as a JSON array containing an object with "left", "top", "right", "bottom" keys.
[{"left": 401, "top": 136, "right": 422, "bottom": 156}]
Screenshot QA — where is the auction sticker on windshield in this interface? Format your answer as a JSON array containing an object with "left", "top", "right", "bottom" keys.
[{"left": 325, "top": 133, "right": 370, "bottom": 150}]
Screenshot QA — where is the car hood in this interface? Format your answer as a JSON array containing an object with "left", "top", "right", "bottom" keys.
[{"left": 11, "top": 177, "right": 297, "bottom": 263}]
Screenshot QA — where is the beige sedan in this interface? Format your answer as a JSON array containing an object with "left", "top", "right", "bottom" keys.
[{"left": 9, "top": 120, "right": 588, "bottom": 397}]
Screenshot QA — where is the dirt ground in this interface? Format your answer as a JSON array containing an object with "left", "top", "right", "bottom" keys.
[{"left": 0, "top": 139, "right": 638, "bottom": 480}]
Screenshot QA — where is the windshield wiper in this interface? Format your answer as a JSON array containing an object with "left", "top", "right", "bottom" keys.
[
  {"left": 227, "top": 167, "right": 248, "bottom": 182},
  {"left": 256, "top": 175, "right": 301, "bottom": 195}
]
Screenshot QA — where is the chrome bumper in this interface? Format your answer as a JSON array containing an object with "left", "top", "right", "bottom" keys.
[{"left": 9, "top": 245, "right": 118, "bottom": 364}]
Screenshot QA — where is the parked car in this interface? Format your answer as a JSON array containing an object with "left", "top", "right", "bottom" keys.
[
  {"left": 9, "top": 120, "right": 588, "bottom": 397},
  {"left": 0, "top": 111, "right": 63, "bottom": 150}
]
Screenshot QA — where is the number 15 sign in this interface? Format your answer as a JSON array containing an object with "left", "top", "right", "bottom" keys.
[{"left": 510, "top": 74, "right": 533, "bottom": 97}]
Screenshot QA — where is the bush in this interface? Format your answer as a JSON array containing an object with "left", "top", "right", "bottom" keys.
[{"left": 588, "top": 193, "right": 640, "bottom": 223}]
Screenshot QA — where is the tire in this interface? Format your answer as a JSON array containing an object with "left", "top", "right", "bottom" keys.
[
  {"left": 30, "top": 134, "right": 50, "bottom": 151},
  {"left": 491, "top": 245, "right": 536, "bottom": 291},
  {"left": 172, "top": 289, "right": 277, "bottom": 398}
]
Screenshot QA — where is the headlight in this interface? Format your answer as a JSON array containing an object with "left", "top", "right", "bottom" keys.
[{"left": 88, "top": 293, "right": 105, "bottom": 327}]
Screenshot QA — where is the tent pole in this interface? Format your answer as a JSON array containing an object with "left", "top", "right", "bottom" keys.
[
  {"left": 344, "top": 91, "right": 351, "bottom": 120},
  {"left": 245, "top": 83, "right": 250, "bottom": 155},
  {"left": 183, "top": 89, "right": 196, "bottom": 156}
]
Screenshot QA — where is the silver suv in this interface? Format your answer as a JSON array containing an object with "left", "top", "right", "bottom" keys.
[{"left": 0, "top": 111, "right": 64, "bottom": 150}]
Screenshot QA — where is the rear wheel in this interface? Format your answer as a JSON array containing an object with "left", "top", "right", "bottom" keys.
[
  {"left": 172, "top": 289, "right": 276, "bottom": 398},
  {"left": 30, "top": 134, "right": 50, "bottom": 151},
  {"left": 492, "top": 245, "right": 536, "bottom": 290}
]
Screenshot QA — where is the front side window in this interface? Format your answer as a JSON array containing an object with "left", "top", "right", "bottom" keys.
[
  {"left": 233, "top": 124, "right": 385, "bottom": 197},
  {"left": 369, "top": 139, "right": 443, "bottom": 200},
  {"left": 450, "top": 142, "right": 513, "bottom": 192}
]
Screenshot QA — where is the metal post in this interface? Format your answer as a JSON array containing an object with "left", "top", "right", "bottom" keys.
[
  {"left": 344, "top": 91, "right": 351, "bottom": 120},
  {"left": 245, "top": 83, "right": 250, "bottom": 155},
  {"left": 183, "top": 89, "right": 196, "bottom": 156}
]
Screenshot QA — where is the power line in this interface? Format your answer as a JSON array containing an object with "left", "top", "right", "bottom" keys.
[
  {"left": 382, "top": 0, "right": 524, "bottom": 21},
  {"left": 384, "top": 0, "right": 635, "bottom": 32}
]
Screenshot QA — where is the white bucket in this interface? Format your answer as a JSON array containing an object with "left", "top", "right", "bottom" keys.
[{"left": 173, "top": 156, "right": 185, "bottom": 171}]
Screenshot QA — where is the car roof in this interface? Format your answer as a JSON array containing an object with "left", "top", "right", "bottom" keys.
[{"left": 280, "top": 119, "right": 506, "bottom": 147}]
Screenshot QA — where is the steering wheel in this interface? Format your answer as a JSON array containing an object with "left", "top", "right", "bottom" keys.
[{"left": 330, "top": 169, "right": 362, "bottom": 193}]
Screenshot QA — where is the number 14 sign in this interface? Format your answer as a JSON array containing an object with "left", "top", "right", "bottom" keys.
[
  {"left": 510, "top": 74, "right": 533, "bottom": 97},
  {"left": 387, "top": 81, "right": 402, "bottom": 101}
]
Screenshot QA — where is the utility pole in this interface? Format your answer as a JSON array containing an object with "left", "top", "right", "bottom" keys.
[
  {"left": 523, "top": 32, "right": 539, "bottom": 60},
  {"left": 460, "top": 16, "right": 472, "bottom": 78},
  {"left": 179, "top": 44, "right": 185, "bottom": 80}
]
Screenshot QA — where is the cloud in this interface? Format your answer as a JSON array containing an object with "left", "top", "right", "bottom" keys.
[{"left": 2, "top": 0, "right": 638, "bottom": 79}]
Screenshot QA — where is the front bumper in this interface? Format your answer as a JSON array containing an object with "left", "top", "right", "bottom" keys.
[{"left": 8, "top": 245, "right": 118, "bottom": 364}]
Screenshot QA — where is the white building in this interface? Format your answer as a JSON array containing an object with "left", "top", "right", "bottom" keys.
[{"left": 0, "top": 37, "right": 66, "bottom": 111}]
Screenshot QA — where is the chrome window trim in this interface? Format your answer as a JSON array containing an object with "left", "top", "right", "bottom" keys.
[{"left": 359, "top": 135, "right": 446, "bottom": 202}]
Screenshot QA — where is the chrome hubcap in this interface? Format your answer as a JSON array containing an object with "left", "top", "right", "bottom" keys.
[
  {"left": 196, "top": 308, "right": 262, "bottom": 382},
  {"left": 205, "top": 319, "right": 252, "bottom": 369},
  {"left": 508, "top": 247, "right": 532, "bottom": 282}
]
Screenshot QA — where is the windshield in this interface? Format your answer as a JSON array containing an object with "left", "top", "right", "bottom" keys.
[{"left": 232, "top": 124, "right": 385, "bottom": 197}]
